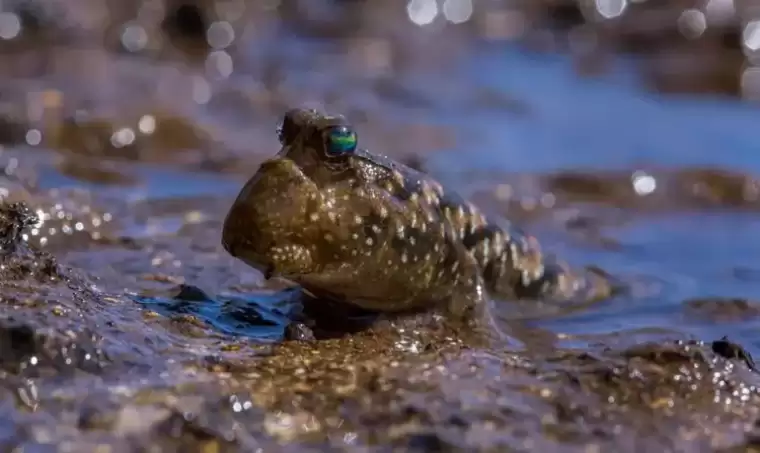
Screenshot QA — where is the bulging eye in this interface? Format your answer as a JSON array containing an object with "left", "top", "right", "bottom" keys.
[
  {"left": 324, "top": 125, "right": 357, "bottom": 156},
  {"left": 276, "top": 122, "right": 285, "bottom": 144},
  {"left": 277, "top": 109, "right": 301, "bottom": 145}
]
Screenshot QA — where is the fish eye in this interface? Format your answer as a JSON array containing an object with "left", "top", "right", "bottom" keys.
[
  {"left": 324, "top": 125, "right": 357, "bottom": 156},
  {"left": 278, "top": 108, "right": 315, "bottom": 145},
  {"left": 277, "top": 110, "right": 299, "bottom": 145}
]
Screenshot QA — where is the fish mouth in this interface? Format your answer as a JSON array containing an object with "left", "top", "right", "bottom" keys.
[
  {"left": 221, "top": 211, "right": 263, "bottom": 273},
  {"left": 221, "top": 221, "right": 278, "bottom": 281},
  {"left": 220, "top": 227, "right": 236, "bottom": 256},
  {"left": 223, "top": 239, "right": 276, "bottom": 280},
  {"left": 220, "top": 213, "right": 241, "bottom": 258},
  {"left": 220, "top": 155, "right": 317, "bottom": 282}
]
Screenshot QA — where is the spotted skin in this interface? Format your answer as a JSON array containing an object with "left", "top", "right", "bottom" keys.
[{"left": 221, "top": 108, "right": 610, "bottom": 337}]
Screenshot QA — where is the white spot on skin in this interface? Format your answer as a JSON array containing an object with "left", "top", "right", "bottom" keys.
[
  {"left": 366, "top": 237, "right": 374, "bottom": 246},
  {"left": 401, "top": 253, "right": 408, "bottom": 264},
  {"left": 431, "top": 181, "right": 444, "bottom": 196},
  {"left": 481, "top": 238, "right": 490, "bottom": 258},
  {"left": 533, "top": 263, "right": 545, "bottom": 280},
  {"left": 354, "top": 215, "right": 363, "bottom": 225},
  {"left": 492, "top": 232, "right": 504, "bottom": 257},
  {"left": 393, "top": 171, "right": 405, "bottom": 185},
  {"left": 309, "top": 213, "right": 319, "bottom": 222},
  {"left": 509, "top": 243, "right": 519, "bottom": 266},
  {"left": 466, "top": 223, "right": 476, "bottom": 237}
]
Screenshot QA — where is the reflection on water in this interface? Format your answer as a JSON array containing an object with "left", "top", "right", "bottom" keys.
[
  {"left": 134, "top": 286, "right": 300, "bottom": 341},
  {"left": 0, "top": 1, "right": 759, "bottom": 451},
  {"left": 419, "top": 46, "right": 760, "bottom": 356}
]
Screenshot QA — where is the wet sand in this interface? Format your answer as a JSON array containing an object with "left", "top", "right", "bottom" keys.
[{"left": 1, "top": 1, "right": 760, "bottom": 451}]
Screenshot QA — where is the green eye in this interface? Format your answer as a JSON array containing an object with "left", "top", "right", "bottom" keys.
[{"left": 325, "top": 126, "right": 357, "bottom": 156}]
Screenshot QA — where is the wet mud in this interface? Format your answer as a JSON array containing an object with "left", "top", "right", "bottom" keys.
[{"left": 0, "top": 1, "right": 759, "bottom": 452}]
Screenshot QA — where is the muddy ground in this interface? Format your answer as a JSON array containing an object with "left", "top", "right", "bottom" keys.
[{"left": 1, "top": 1, "right": 760, "bottom": 451}]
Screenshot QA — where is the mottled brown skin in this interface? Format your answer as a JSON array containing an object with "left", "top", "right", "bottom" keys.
[{"left": 221, "top": 108, "right": 610, "bottom": 338}]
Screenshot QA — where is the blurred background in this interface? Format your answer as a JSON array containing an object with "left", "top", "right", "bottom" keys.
[
  {"left": 2, "top": 0, "right": 756, "bottom": 340},
  {"left": 3, "top": 1, "right": 760, "bottom": 450},
  {"left": 4, "top": 0, "right": 760, "bottom": 374},
  {"left": 3, "top": 0, "right": 759, "bottom": 170}
]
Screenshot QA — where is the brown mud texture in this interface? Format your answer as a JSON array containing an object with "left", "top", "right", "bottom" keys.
[{"left": 0, "top": 1, "right": 760, "bottom": 452}]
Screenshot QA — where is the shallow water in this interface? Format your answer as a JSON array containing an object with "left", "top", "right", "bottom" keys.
[
  {"left": 423, "top": 46, "right": 760, "bottom": 356},
  {"left": 2, "top": 1, "right": 760, "bottom": 451}
]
